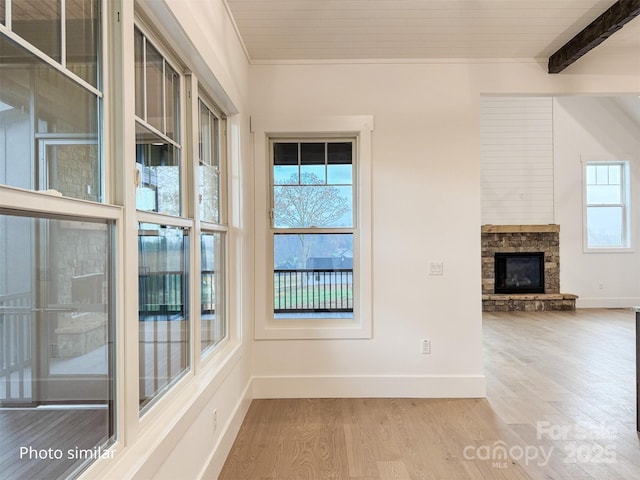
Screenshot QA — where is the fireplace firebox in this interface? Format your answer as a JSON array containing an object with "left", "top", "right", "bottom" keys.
[{"left": 494, "top": 252, "right": 545, "bottom": 294}]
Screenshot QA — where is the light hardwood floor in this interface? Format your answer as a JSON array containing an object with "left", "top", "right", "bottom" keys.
[{"left": 219, "top": 309, "right": 640, "bottom": 479}]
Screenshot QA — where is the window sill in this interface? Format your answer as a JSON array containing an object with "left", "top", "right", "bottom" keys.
[{"left": 583, "top": 247, "right": 634, "bottom": 254}]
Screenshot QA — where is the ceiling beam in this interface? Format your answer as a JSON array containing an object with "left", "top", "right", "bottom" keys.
[{"left": 548, "top": 0, "right": 640, "bottom": 74}]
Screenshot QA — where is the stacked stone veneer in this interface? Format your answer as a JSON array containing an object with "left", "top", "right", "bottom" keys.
[{"left": 481, "top": 225, "right": 577, "bottom": 311}]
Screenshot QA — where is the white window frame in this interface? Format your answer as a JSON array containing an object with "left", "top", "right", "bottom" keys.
[
  {"left": 582, "top": 158, "right": 632, "bottom": 252},
  {"left": 196, "top": 91, "right": 229, "bottom": 358},
  {"left": 253, "top": 115, "right": 373, "bottom": 340}
]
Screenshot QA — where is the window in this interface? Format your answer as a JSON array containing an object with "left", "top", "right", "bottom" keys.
[
  {"left": 134, "top": 27, "right": 182, "bottom": 217},
  {"left": 272, "top": 140, "right": 355, "bottom": 319},
  {"left": 0, "top": 2, "right": 115, "bottom": 478},
  {"left": 201, "top": 231, "right": 225, "bottom": 353},
  {"left": 584, "top": 161, "right": 631, "bottom": 250},
  {"left": 138, "top": 223, "right": 190, "bottom": 409},
  {"left": 253, "top": 116, "right": 372, "bottom": 340},
  {"left": 0, "top": 211, "right": 115, "bottom": 479},
  {"left": 0, "top": 8, "right": 101, "bottom": 202},
  {"left": 198, "top": 97, "right": 227, "bottom": 357},
  {"left": 199, "top": 99, "right": 221, "bottom": 223},
  {"left": 134, "top": 23, "right": 191, "bottom": 411}
]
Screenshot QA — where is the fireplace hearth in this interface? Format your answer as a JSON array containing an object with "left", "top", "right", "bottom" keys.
[
  {"left": 481, "top": 225, "right": 577, "bottom": 311},
  {"left": 494, "top": 252, "right": 545, "bottom": 294}
]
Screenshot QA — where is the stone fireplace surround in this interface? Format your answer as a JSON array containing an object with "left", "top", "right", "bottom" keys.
[{"left": 481, "top": 225, "right": 577, "bottom": 311}]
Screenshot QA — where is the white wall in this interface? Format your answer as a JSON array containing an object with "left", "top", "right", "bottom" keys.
[
  {"left": 249, "top": 57, "right": 640, "bottom": 400},
  {"left": 481, "top": 96, "right": 554, "bottom": 225},
  {"left": 554, "top": 96, "right": 640, "bottom": 307}
]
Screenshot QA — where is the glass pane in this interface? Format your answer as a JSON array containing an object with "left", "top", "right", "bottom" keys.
[
  {"left": 586, "top": 165, "right": 596, "bottom": 185},
  {"left": 201, "top": 232, "right": 225, "bottom": 354},
  {"left": 327, "top": 164, "right": 352, "bottom": 185},
  {"left": 138, "top": 224, "right": 189, "bottom": 410},
  {"left": 134, "top": 28, "right": 144, "bottom": 118},
  {"left": 587, "top": 206, "right": 623, "bottom": 247},
  {"left": 0, "top": 35, "right": 100, "bottom": 200},
  {"left": 608, "top": 164, "right": 621, "bottom": 185},
  {"left": 327, "top": 142, "right": 352, "bottom": 164},
  {"left": 274, "top": 233, "right": 353, "bottom": 318},
  {"left": 274, "top": 165, "right": 298, "bottom": 185},
  {"left": 200, "top": 164, "right": 219, "bottom": 223},
  {"left": 145, "top": 41, "right": 164, "bottom": 132},
  {"left": 136, "top": 122, "right": 181, "bottom": 216},
  {"left": 66, "top": 0, "right": 99, "bottom": 86},
  {"left": 595, "top": 165, "right": 609, "bottom": 184},
  {"left": 300, "top": 142, "right": 325, "bottom": 165},
  {"left": 300, "top": 165, "right": 325, "bottom": 184},
  {"left": 0, "top": 211, "right": 114, "bottom": 477},
  {"left": 12, "top": 0, "right": 61, "bottom": 62},
  {"left": 165, "top": 63, "right": 179, "bottom": 140},
  {"left": 199, "top": 101, "right": 211, "bottom": 166},
  {"left": 586, "top": 185, "right": 621, "bottom": 205},
  {"left": 0, "top": 0, "right": 5, "bottom": 25},
  {"left": 274, "top": 184, "right": 353, "bottom": 228},
  {"left": 45, "top": 141, "right": 99, "bottom": 201},
  {"left": 274, "top": 143, "right": 298, "bottom": 165}
]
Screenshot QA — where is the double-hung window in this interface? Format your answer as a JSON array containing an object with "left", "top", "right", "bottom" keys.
[
  {"left": 134, "top": 25, "right": 189, "bottom": 411},
  {"left": 584, "top": 161, "right": 631, "bottom": 250},
  {"left": 253, "top": 115, "right": 373, "bottom": 340},
  {"left": 271, "top": 139, "right": 356, "bottom": 319},
  {"left": 198, "top": 98, "right": 227, "bottom": 355},
  {"left": 1, "top": 1, "right": 116, "bottom": 478}
]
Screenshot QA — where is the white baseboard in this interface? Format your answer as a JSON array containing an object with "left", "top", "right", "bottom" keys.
[
  {"left": 251, "top": 375, "right": 486, "bottom": 399},
  {"left": 576, "top": 298, "right": 640, "bottom": 309},
  {"left": 199, "top": 380, "right": 253, "bottom": 480}
]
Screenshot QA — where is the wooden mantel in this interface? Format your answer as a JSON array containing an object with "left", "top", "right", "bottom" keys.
[{"left": 482, "top": 224, "right": 560, "bottom": 234}]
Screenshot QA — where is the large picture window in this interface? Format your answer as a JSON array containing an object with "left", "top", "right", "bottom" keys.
[
  {"left": 584, "top": 161, "right": 631, "bottom": 250},
  {"left": 271, "top": 139, "right": 355, "bottom": 320}
]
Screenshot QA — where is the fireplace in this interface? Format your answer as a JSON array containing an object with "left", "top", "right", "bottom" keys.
[{"left": 494, "top": 252, "right": 545, "bottom": 294}]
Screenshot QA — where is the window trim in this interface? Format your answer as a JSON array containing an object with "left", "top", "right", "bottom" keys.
[
  {"left": 582, "top": 158, "right": 632, "bottom": 253},
  {"left": 252, "top": 115, "right": 373, "bottom": 340}
]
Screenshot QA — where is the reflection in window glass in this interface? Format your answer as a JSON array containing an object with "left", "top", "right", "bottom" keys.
[
  {"left": 0, "top": 211, "right": 114, "bottom": 478},
  {"left": 274, "top": 233, "right": 353, "bottom": 318},
  {"left": 165, "top": 64, "right": 180, "bottom": 141},
  {"left": 201, "top": 232, "right": 226, "bottom": 354},
  {"left": 0, "top": 1, "right": 5, "bottom": 25},
  {"left": 145, "top": 41, "right": 164, "bottom": 133},
  {"left": 66, "top": 0, "right": 99, "bottom": 86},
  {"left": 12, "top": 0, "right": 62, "bottom": 61},
  {"left": 138, "top": 224, "right": 190, "bottom": 410},
  {"left": 134, "top": 28, "right": 145, "bottom": 118},
  {"left": 135, "top": 123, "right": 181, "bottom": 216},
  {"left": 0, "top": 34, "right": 100, "bottom": 201},
  {"left": 199, "top": 100, "right": 220, "bottom": 223}
]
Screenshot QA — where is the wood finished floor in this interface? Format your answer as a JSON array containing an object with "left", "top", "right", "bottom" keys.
[{"left": 219, "top": 309, "right": 640, "bottom": 479}]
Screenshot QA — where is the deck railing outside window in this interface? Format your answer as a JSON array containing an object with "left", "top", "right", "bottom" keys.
[{"left": 274, "top": 268, "right": 353, "bottom": 313}]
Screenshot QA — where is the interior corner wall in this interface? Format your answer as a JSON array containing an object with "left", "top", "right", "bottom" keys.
[
  {"left": 248, "top": 57, "right": 640, "bottom": 399},
  {"left": 553, "top": 96, "right": 640, "bottom": 307}
]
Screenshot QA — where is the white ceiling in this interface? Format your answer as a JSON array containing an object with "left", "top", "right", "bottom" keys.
[{"left": 225, "top": 0, "right": 640, "bottom": 63}]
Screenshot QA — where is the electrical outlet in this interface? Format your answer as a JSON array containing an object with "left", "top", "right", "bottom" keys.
[
  {"left": 421, "top": 339, "right": 431, "bottom": 354},
  {"left": 213, "top": 409, "right": 217, "bottom": 432}
]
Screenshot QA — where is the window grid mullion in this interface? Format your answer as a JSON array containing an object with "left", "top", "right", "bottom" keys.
[{"left": 61, "top": 0, "right": 66, "bottom": 67}]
